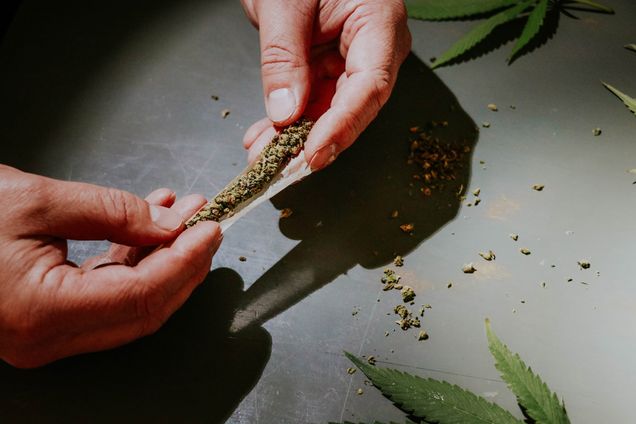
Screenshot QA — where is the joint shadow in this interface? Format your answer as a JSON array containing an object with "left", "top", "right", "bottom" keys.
[{"left": 230, "top": 53, "right": 479, "bottom": 333}]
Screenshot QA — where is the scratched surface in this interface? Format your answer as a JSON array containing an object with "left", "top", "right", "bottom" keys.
[{"left": 0, "top": 0, "right": 635, "bottom": 423}]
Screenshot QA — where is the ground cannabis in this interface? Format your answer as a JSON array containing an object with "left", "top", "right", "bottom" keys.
[
  {"left": 347, "top": 367, "right": 356, "bottom": 375},
  {"left": 578, "top": 260, "right": 591, "bottom": 269},
  {"left": 462, "top": 263, "right": 477, "bottom": 274},
  {"left": 520, "top": 248, "right": 531, "bottom": 255},
  {"left": 487, "top": 103, "right": 498, "bottom": 112},
  {"left": 393, "top": 255, "right": 404, "bottom": 267},
  {"left": 401, "top": 286, "right": 416, "bottom": 303},
  {"left": 186, "top": 119, "right": 313, "bottom": 227},
  {"left": 479, "top": 250, "right": 496, "bottom": 261},
  {"left": 220, "top": 109, "right": 231, "bottom": 119},
  {"left": 417, "top": 330, "right": 429, "bottom": 341},
  {"left": 532, "top": 184, "right": 545, "bottom": 191},
  {"left": 510, "top": 233, "right": 519, "bottom": 241},
  {"left": 381, "top": 269, "right": 401, "bottom": 291}
]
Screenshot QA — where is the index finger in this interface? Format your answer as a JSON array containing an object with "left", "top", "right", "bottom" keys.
[{"left": 305, "top": 0, "right": 411, "bottom": 169}]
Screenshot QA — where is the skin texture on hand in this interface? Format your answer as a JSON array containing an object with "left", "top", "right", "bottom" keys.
[
  {"left": 241, "top": 0, "right": 412, "bottom": 170},
  {"left": 0, "top": 165, "right": 222, "bottom": 368}
]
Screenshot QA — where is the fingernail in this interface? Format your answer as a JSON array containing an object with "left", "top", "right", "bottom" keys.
[
  {"left": 150, "top": 205, "right": 183, "bottom": 231},
  {"left": 266, "top": 88, "right": 296, "bottom": 123},
  {"left": 309, "top": 144, "right": 338, "bottom": 170}
]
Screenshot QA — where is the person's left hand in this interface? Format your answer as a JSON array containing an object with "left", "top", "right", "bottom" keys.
[{"left": 240, "top": 0, "right": 411, "bottom": 170}]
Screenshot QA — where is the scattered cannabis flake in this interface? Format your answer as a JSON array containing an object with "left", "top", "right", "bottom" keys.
[
  {"left": 221, "top": 108, "right": 231, "bottom": 119},
  {"left": 407, "top": 0, "right": 614, "bottom": 68},
  {"left": 592, "top": 127, "right": 602, "bottom": 136},
  {"left": 532, "top": 184, "right": 545, "bottom": 191},
  {"left": 280, "top": 208, "right": 293, "bottom": 219},
  {"left": 520, "top": 248, "right": 531, "bottom": 255},
  {"left": 472, "top": 188, "right": 481, "bottom": 196},
  {"left": 474, "top": 198, "right": 481, "bottom": 206},
  {"left": 400, "top": 223, "right": 415, "bottom": 234},
  {"left": 407, "top": 123, "right": 469, "bottom": 198},
  {"left": 344, "top": 350, "right": 523, "bottom": 424},
  {"left": 381, "top": 269, "right": 401, "bottom": 291},
  {"left": 487, "top": 103, "right": 498, "bottom": 112},
  {"left": 447, "top": 282, "right": 453, "bottom": 289},
  {"left": 393, "top": 255, "right": 404, "bottom": 267},
  {"left": 510, "top": 233, "right": 519, "bottom": 241},
  {"left": 186, "top": 119, "right": 313, "bottom": 227},
  {"left": 393, "top": 305, "right": 420, "bottom": 330},
  {"left": 401, "top": 286, "right": 416, "bottom": 303},
  {"left": 356, "top": 388, "right": 364, "bottom": 396},
  {"left": 238, "top": 256, "right": 247, "bottom": 262},
  {"left": 462, "top": 263, "right": 477, "bottom": 274},
  {"left": 418, "top": 330, "right": 429, "bottom": 341},
  {"left": 367, "top": 356, "right": 377, "bottom": 366},
  {"left": 578, "top": 260, "right": 591, "bottom": 269},
  {"left": 486, "top": 319, "right": 571, "bottom": 424},
  {"left": 482, "top": 121, "right": 491, "bottom": 128},
  {"left": 479, "top": 250, "right": 496, "bottom": 261},
  {"left": 603, "top": 82, "right": 636, "bottom": 116}
]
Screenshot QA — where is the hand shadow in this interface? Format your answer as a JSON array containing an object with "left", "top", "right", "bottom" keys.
[
  {"left": 230, "top": 53, "right": 479, "bottom": 333},
  {"left": 0, "top": 268, "right": 271, "bottom": 424}
]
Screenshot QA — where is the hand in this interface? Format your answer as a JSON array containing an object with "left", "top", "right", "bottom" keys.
[
  {"left": 0, "top": 165, "right": 222, "bottom": 368},
  {"left": 241, "top": 0, "right": 411, "bottom": 169}
]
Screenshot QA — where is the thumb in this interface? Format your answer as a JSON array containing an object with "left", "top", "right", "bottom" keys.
[
  {"left": 257, "top": 0, "right": 316, "bottom": 125},
  {"left": 32, "top": 177, "right": 185, "bottom": 246}
]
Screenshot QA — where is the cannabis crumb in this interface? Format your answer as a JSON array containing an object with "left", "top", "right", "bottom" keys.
[
  {"left": 487, "top": 103, "right": 498, "bottom": 112},
  {"left": 393, "top": 255, "right": 404, "bottom": 267},
  {"left": 540, "top": 281, "right": 547, "bottom": 288},
  {"left": 418, "top": 330, "right": 429, "bottom": 341},
  {"left": 472, "top": 188, "right": 481, "bottom": 196},
  {"left": 400, "top": 223, "right": 415, "bottom": 234},
  {"left": 510, "top": 233, "right": 519, "bottom": 241},
  {"left": 479, "top": 250, "right": 496, "bottom": 261},
  {"left": 238, "top": 256, "right": 247, "bottom": 262},
  {"left": 482, "top": 122, "right": 491, "bottom": 128},
  {"left": 356, "top": 388, "right": 364, "bottom": 395},
  {"left": 578, "top": 260, "right": 591, "bottom": 269},
  {"left": 401, "top": 286, "right": 416, "bottom": 303},
  {"left": 520, "top": 248, "right": 531, "bottom": 255},
  {"left": 280, "top": 208, "right": 293, "bottom": 219},
  {"left": 447, "top": 282, "right": 453, "bottom": 289},
  {"left": 221, "top": 109, "right": 231, "bottom": 119},
  {"left": 367, "top": 356, "right": 376, "bottom": 366},
  {"left": 532, "top": 184, "right": 545, "bottom": 191},
  {"left": 474, "top": 198, "right": 481, "bottom": 206},
  {"left": 593, "top": 128, "right": 602, "bottom": 136},
  {"left": 462, "top": 263, "right": 477, "bottom": 274},
  {"left": 381, "top": 269, "right": 401, "bottom": 291},
  {"left": 347, "top": 367, "right": 356, "bottom": 375}
]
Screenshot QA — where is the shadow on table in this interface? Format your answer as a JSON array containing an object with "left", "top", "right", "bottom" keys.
[
  {"left": 229, "top": 53, "right": 479, "bottom": 333},
  {"left": 0, "top": 268, "right": 270, "bottom": 424}
]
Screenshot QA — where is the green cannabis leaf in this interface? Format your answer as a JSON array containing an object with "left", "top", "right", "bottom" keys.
[
  {"left": 406, "top": 0, "right": 519, "bottom": 20},
  {"left": 344, "top": 352, "right": 522, "bottom": 424},
  {"left": 432, "top": 1, "right": 534, "bottom": 69},
  {"left": 603, "top": 83, "right": 636, "bottom": 116},
  {"left": 485, "top": 319, "right": 570, "bottom": 424},
  {"left": 407, "top": 0, "right": 615, "bottom": 68},
  {"left": 509, "top": 0, "right": 549, "bottom": 60}
]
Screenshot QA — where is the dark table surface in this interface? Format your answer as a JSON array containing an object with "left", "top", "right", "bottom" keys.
[{"left": 1, "top": 0, "right": 635, "bottom": 422}]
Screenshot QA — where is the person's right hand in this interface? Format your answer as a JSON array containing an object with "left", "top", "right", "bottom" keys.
[{"left": 0, "top": 165, "right": 222, "bottom": 368}]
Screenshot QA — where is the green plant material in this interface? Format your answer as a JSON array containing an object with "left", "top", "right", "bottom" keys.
[
  {"left": 405, "top": 0, "right": 519, "bottom": 21},
  {"left": 509, "top": 0, "right": 549, "bottom": 60},
  {"left": 603, "top": 82, "right": 636, "bottom": 116},
  {"left": 410, "top": 0, "right": 614, "bottom": 68},
  {"left": 485, "top": 319, "right": 570, "bottom": 424},
  {"left": 431, "top": 1, "right": 534, "bottom": 69},
  {"left": 564, "top": 0, "right": 614, "bottom": 13},
  {"left": 345, "top": 352, "right": 522, "bottom": 424},
  {"left": 186, "top": 119, "right": 313, "bottom": 227},
  {"left": 625, "top": 44, "right": 636, "bottom": 52}
]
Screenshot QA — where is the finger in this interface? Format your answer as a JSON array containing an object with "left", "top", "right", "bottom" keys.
[
  {"left": 29, "top": 176, "right": 185, "bottom": 246},
  {"left": 81, "top": 188, "right": 177, "bottom": 270},
  {"left": 243, "top": 117, "right": 273, "bottom": 149},
  {"left": 247, "top": 126, "right": 277, "bottom": 165},
  {"left": 28, "top": 221, "right": 222, "bottom": 366},
  {"left": 257, "top": 0, "right": 317, "bottom": 125},
  {"left": 306, "top": 0, "right": 411, "bottom": 170}
]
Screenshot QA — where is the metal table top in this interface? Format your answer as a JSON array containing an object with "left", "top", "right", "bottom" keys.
[{"left": 1, "top": 0, "right": 635, "bottom": 422}]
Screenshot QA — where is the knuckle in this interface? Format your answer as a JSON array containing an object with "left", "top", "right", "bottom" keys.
[
  {"left": 101, "top": 188, "right": 141, "bottom": 230},
  {"left": 261, "top": 41, "right": 306, "bottom": 75}
]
